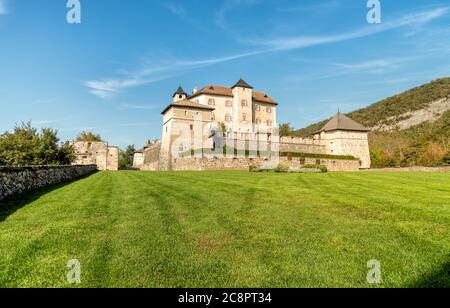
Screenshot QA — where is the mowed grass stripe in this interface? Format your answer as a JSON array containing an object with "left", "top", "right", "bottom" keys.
[{"left": 0, "top": 171, "right": 448, "bottom": 287}]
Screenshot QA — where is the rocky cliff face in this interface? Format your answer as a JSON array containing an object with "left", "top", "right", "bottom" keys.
[{"left": 373, "top": 97, "right": 450, "bottom": 131}]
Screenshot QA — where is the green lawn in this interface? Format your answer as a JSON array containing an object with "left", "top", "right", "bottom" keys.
[{"left": 0, "top": 171, "right": 449, "bottom": 288}]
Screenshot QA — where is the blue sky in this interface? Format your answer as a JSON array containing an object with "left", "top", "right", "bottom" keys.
[{"left": 1, "top": 0, "right": 450, "bottom": 148}]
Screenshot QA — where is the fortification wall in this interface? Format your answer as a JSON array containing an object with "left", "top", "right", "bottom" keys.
[
  {"left": 142, "top": 142, "right": 162, "bottom": 171},
  {"left": 0, "top": 165, "right": 97, "bottom": 201},
  {"left": 169, "top": 157, "right": 360, "bottom": 172},
  {"left": 321, "top": 131, "right": 371, "bottom": 169},
  {"left": 71, "top": 141, "right": 119, "bottom": 171}
]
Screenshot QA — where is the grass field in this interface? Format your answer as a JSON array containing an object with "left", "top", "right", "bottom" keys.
[{"left": 0, "top": 171, "right": 449, "bottom": 288}]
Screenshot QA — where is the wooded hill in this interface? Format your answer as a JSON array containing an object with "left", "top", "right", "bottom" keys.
[{"left": 291, "top": 78, "right": 450, "bottom": 167}]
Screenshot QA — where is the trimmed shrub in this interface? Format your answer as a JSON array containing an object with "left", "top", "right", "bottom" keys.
[
  {"left": 274, "top": 163, "right": 289, "bottom": 173},
  {"left": 304, "top": 164, "right": 328, "bottom": 173}
]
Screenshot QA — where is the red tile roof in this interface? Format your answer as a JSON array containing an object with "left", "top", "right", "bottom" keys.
[{"left": 188, "top": 85, "right": 278, "bottom": 105}]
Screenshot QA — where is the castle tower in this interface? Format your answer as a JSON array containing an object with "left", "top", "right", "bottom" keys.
[
  {"left": 231, "top": 78, "right": 254, "bottom": 134},
  {"left": 173, "top": 86, "right": 187, "bottom": 103},
  {"left": 318, "top": 113, "right": 371, "bottom": 169}
]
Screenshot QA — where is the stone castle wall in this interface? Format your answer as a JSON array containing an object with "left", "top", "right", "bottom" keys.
[
  {"left": 0, "top": 165, "right": 97, "bottom": 201},
  {"left": 71, "top": 141, "right": 119, "bottom": 171},
  {"left": 169, "top": 156, "right": 360, "bottom": 172},
  {"left": 141, "top": 141, "right": 162, "bottom": 171}
]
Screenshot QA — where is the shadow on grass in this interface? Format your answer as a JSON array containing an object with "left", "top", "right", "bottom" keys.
[
  {"left": 409, "top": 261, "right": 450, "bottom": 288},
  {"left": 0, "top": 173, "right": 95, "bottom": 223}
]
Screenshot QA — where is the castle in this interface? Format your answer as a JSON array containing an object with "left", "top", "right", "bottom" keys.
[
  {"left": 70, "top": 141, "right": 119, "bottom": 171},
  {"left": 133, "top": 78, "right": 371, "bottom": 171}
]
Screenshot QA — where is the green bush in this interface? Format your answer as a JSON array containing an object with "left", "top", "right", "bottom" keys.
[
  {"left": 304, "top": 164, "right": 328, "bottom": 173},
  {"left": 249, "top": 165, "right": 259, "bottom": 172},
  {"left": 274, "top": 163, "right": 289, "bottom": 173}
]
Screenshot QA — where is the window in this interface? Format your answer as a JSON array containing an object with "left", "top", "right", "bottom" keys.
[
  {"left": 255, "top": 105, "right": 261, "bottom": 111},
  {"left": 225, "top": 100, "right": 232, "bottom": 108},
  {"left": 267, "top": 120, "right": 273, "bottom": 126},
  {"left": 242, "top": 113, "right": 247, "bottom": 121},
  {"left": 241, "top": 100, "right": 248, "bottom": 107},
  {"left": 190, "top": 125, "right": 194, "bottom": 131},
  {"left": 256, "top": 118, "right": 261, "bottom": 125},
  {"left": 184, "top": 111, "right": 188, "bottom": 116},
  {"left": 225, "top": 114, "right": 232, "bottom": 122},
  {"left": 179, "top": 95, "right": 183, "bottom": 99},
  {"left": 211, "top": 112, "right": 215, "bottom": 121},
  {"left": 266, "top": 107, "right": 272, "bottom": 113},
  {"left": 208, "top": 99, "right": 215, "bottom": 106}
]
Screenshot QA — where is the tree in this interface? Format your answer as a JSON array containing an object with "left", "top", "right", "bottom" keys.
[
  {"left": 279, "top": 123, "right": 294, "bottom": 137},
  {"left": 0, "top": 122, "right": 74, "bottom": 166},
  {"left": 119, "top": 145, "right": 136, "bottom": 169},
  {"left": 76, "top": 131, "right": 103, "bottom": 142}
]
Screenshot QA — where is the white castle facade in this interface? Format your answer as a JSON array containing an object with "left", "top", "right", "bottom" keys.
[{"left": 134, "top": 79, "right": 371, "bottom": 171}]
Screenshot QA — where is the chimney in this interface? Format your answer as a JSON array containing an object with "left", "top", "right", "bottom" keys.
[{"left": 193, "top": 86, "right": 198, "bottom": 94}]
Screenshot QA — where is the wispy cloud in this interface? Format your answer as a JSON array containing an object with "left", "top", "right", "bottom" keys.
[
  {"left": 120, "top": 104, "right": 160, "bottom": 110},
  {"left": 163, "top": 2, "right": 186, "bottom": 18},
  {"left": 216, "top": 0, "right": 260, "bottom": 29},
  {"left": 84, "top": 50, "right": 264, "bottom": 98},
  {"left": 0, "top": 0, "right": 7, "bottom": 15},
  {"left": 249, "top": 7, "right": 450, "bottom": 51},
  {"left": 85, "top": 6, "right": 449, "bottom": 98},
  {"left": 277, "top": 0, "right": 341, "bottom": 13}
]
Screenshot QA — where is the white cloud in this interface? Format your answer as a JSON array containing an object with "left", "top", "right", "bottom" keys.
[
  {"left": 164, "top": 2, "right": 186, "bottom": 18},
  {"left": 249, "top": 7, "right": 450, "bottom": 51},
  {"left": 277, "top": 0, "right": 341, "bottom": 13},
  {"left": 85, "top": 50, "right": 264, "bottom": 98},
  {"left": 0, "top": 0, "right": 7, "bottom": 15},
  {"left": 216, "top": 0, "right": 260, "bottom": 29},
  {"left": 85, "top": 6, "right": 449, "bottom": 98},
  {"left": 120, "top": 104, "right": 160, "bottom": 110}
]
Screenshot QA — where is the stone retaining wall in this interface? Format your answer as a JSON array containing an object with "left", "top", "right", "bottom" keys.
[
  {"left": 368, "top": 166, "right": 450, "bottom": 172},
  {"left": 169, "top": 156, "right": 360, "bottom": 172},
  {"left": 0, "top": 165, "right": 97, "bottom": 201}
]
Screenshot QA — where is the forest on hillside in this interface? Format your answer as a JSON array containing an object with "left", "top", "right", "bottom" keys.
[{"left": 287, "top": 78, "right": 450, "bottom": 168}]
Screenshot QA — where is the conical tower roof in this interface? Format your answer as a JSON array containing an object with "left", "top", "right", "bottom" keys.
[
  {"left": 320, "top": 113, "right": 370, "bottom": 132},
  {"left": 173, "top": 86, "right": 187, "bottom": 97},
  {"left": 231, "top": 78, "right": 253, "bottom": 89}
]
